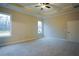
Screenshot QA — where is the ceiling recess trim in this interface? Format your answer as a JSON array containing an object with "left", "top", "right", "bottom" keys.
[{"left": 10, "top": 3, "right": 24, "bottom": 8}]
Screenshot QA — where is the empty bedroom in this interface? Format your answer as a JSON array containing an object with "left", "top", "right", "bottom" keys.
[{"left": 0, "top": 3, "right": 79, "bottom": 56}]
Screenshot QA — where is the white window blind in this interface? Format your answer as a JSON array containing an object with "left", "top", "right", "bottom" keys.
[
  {"left": 38, "top": 20, "right": 42, "bottom": 34},
  {"left": 0, "top": 13, "right": 11, "bottom": 37}
]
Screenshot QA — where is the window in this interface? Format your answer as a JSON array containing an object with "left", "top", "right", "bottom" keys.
[
  {"left": 38, "top": 20, "right": 42, "bottom": 34},
  {"left": 0, "top": 13, "right": 11, "bottom": 37}
]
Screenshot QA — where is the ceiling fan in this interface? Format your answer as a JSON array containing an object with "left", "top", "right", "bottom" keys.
[{"left": 35, "top": 3, "right": 52, "bottom": 10}]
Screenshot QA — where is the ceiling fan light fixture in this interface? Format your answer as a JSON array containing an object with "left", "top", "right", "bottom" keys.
[
  {"left": 35, "top": 3, "right": 52, "bottom": 10},
  {"left": 38, "top": 3, "right": 42, "bottom": 6},
  {"left": 41, "top": 5, "right": 46, "bottom": 8}
]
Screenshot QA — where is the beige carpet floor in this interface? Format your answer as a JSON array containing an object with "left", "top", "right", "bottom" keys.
[{"left": 0, "top": 38, "right": 79, "bottom": 56}]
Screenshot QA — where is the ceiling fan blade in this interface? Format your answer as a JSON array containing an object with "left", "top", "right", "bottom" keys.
[
  {"left": 43, "top": 3, "right": 49, "bottom": 5},
  {"left": 45, "top": 3, "right": 49, "bottom": 5},
  {"left": 41, "top": 8, "right": 43, "bottom": 10},
  {"left": 45, "top": 6, "right": 51, "bottom": 8}
]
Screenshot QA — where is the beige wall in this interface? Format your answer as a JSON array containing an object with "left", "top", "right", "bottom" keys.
[
  {"left": 0, "top": 7, "right": 38, "bottom": 45},
  {"left": 0, "top": 6, "right": 79, "bottom": 45},
  {"left": 44, "top": 10, "right": 79, "bottom": 39}
]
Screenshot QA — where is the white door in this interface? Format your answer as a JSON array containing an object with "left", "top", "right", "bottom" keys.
[{"left": 67, "top": 20, "right": 79, "bottom": 42}]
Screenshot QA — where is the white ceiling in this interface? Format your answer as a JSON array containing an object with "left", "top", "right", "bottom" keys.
[{"left": 0, "top": 3, "right": 78, "bottom": 17}]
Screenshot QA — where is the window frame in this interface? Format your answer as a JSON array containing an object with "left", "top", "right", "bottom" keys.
[
  {"left": 38, "top": 20, "right": 42, "bottom": 34},
  {"left": 0, "top": 12, "right": 12, "bottom": 37},
  {"left": 38, "top": 20, "right": 44, "bottom": 35}
]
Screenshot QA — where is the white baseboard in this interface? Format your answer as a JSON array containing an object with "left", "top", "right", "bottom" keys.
[
  {"left": 0, "top": 37, "right": 78, "bottom": 47},
  {"left": 63, "top": 39, "right": 79, "bottom": 43},
  {"left": 43, "top": 37, "right": 64, "bottom": 40},
  {"left": 0, "top": 37, "right": 37, "bottom": 46},
  {"left": 43, "top": 37, "right": 79, "bottom": 43}
]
